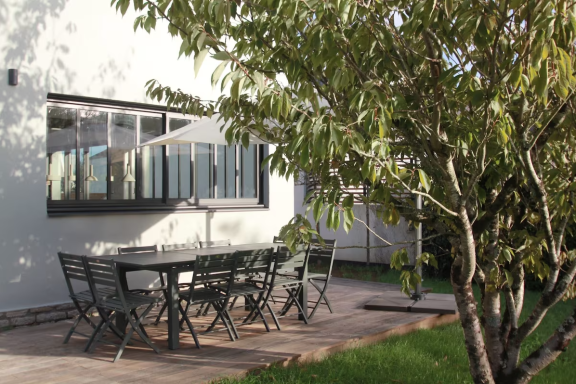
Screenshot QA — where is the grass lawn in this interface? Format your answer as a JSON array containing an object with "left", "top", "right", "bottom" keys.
[{"left": 220, "top": 264, "right": 575, "bottom": 384}]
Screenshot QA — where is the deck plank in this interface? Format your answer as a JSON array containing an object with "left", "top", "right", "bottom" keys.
[{"left": 0, "top": 278, "right": 457, "bottom": 383}]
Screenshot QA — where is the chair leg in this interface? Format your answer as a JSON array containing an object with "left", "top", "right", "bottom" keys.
[
  {"left": 84, "top": 318, "right": 105, "bottom": 352},
  {"left": 266, "top": 302, "right": 281, "bottom": 330},
  {"left": 228, "top": 296, "right": 239, "bottom": 310},
  {"left": 223, "top": 308, "right": 239, "bottom": 339},
  {"left": 309, "top": 279, "right": 333, "bottom": 319},
  {"left": 209, "top": 300, "right": 235, "bottom": 341},
  {"left": 129, "top": 304, "right": 160, "bottom": 355},
  {"left": 287, "top": 288, "right": 308, "bottom": 324},
  {"left": 154, "top": 301, "right": 167, "bottom": 325},
  {"left": 248, "top": 295, "right": 270, "bottom": 332},
  {"left": 179, "top": 302, "right": 201, "bottom": 348}
]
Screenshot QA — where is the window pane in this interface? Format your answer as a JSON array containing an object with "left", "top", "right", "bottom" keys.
[
  {"left": 226, "top": 146, "right": 236, "bottom": 198},
  {"left": 79, "top": 110, "right": 107, "bottom": 200},
  {"left": 110, "top": 113, "right": 136, "bottom": 200},
  {"left": 216, "top": 145, "right": 226, "bottom": 199},
  {"left": 196, "top": 143, "right": 213, "bottom": 198},
  {"left": 46, "top": 107, "right": 77, "bottom": 201},
  {"left": 241, "top": 145, "right": 257, "bottom": 198},
  {"left": 168, "top": 118, "right": 191, "bottom": 199},
  {"left": 140, "top": 116, "right": 163, "bottom": 198}
]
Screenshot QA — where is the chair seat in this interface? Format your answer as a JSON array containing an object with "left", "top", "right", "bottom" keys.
[
  {"left": 98, "top": 292, "right": 161, "bottom": 312},
  {"left": 227, "top": 282, "right": 265, "bottom": 296},
  {"left": 178, "top": 288, "right": 226, "bottom": 304},
  {"left": 252, "top": 276, "right": 305, "bottom": 287},
  {"left": 70, "top": 288, "right": 117, "bottom": 303}
]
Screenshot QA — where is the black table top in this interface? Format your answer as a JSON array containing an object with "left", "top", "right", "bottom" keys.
[{"left": 90, "top": 242, "right": 279, "bottom": 269}]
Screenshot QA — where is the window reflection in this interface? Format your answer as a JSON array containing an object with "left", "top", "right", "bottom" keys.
[
  {"left": 216, "top": 145, "right": 237, "bottom": 198},
  {"left": 241, "top": 145, "right": 257, "bottom": 198},
  {"left": 168, "top": 118, "right": 192, "bottom": 199},
  {"left": 79, "top": 110, "right": 108, "bottom": 200},
  {"left": 196, "top": 143, "right": 213, "bottom": 198},
  {"left": 46, "top": 107, "right": 77, "bottom": 200},
  {"left": 110, "top": 114, "right": 136, "bottom": 200},
  {"left": 140, "top": 116, "right": 163, "bottom": 199}
]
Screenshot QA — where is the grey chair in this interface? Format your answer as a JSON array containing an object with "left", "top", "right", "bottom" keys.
[
  {"left": 152, "top": 242, "right": 199, "bottom": 325},
  {"left": 250, "top": 244, "right": 311, "bottom": 330},
  {"left": 178, "top": 252, "right": 237, "bottom": 347},
  {"left": 84, "top": 257, "right": 161, "bottom": 362},
  {"left": 199, "top": 239, "right": 231, "bottom": 248},
  {"left": 211, "top": 248, "right": 275, "bottom": 336},
  {"left": 117, "top": 245, "right": 165, "bottom": 293},
  {"left": 306, "top": 239, "right": 337, "bottom": 319},
  {"left": 57, "top": 252, "right": 118, "bottom": 344}
]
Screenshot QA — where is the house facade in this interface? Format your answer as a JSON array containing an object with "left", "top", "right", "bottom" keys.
[{"left": 0, "top": 0, "right": 294, "bottom": 321}]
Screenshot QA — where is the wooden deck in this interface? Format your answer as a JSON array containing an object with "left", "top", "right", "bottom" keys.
[{"left": 0, "top": 278, "right": 458, "bottom": 384}]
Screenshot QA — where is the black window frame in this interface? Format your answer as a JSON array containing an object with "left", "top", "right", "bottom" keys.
[{"left": 46, "top": 94, "right": 268, "bottom": 216}]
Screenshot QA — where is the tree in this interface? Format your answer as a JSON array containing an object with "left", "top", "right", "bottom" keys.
[{"left": 111, "top": 0, "right": 576, "bottom": 382}]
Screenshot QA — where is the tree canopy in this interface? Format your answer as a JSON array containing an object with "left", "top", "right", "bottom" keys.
[{"left": 111, "top": 0, "right": 576, "bottom": 383}]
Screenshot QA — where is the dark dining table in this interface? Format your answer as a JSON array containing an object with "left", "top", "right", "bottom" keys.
[{"left": 91, "top": 242, "right": 308, "bottom": 350}]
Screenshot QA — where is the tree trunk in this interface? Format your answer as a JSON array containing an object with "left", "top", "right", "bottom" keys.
[{"left": 452, "top": 258, "right": 496, "bottom": 384}]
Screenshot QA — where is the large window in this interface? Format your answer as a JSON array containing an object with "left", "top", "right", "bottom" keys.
[{"left": 46, "top": 96, "right": 264, "bottom": 215}]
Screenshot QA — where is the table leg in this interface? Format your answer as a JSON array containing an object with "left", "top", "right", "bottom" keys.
[
  {"left": 298, "top": 259, "right": 308, "bottom": 321},
  {"left": 117, "top": 266, "right": 129, "bottom": 332},
  {"left": 167, "top": 268, "right": 180, "bottom": 350}
]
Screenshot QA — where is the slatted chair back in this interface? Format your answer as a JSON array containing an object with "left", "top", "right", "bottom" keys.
[
  {"left": 58, "top": 252, "right": 90, "bottom": 298},
  {"left": 271, "top": 244, "right": 310, "bottom": 280},
  {"left": 273, "top": 236, "right": 284, "bottom": 243},
  {"left": 199, "top": 239, "right": 231, "bottom": 248},
  {"left": 309, "top": 239, "right": 337, "bottom": 276},
  {"left": 162, "top": 242, "right": 198, "bottom": 251},
  {"left": 84, "top": 258, "right": 126, "bottom": 308},
  {"left": 118, "top": 245, "right": 157, "bottom": 254},
  {"left": 186, "top": 252, "right": 236, "bottom": 302},
  {"left": 234, "top": 248, "right": 275, "bottom": 284}
]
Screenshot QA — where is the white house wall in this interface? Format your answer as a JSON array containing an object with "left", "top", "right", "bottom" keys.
[
  {"left": 0, "top": 1, "right": 294, "bottom": 312},
  {"left": 294, "top": 184, "right": 416, "bottom": 264}
]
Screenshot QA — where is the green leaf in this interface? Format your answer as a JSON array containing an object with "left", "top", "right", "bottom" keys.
[
  {"left": 520, "top": 74, "right": 529, "bottom": 95},
  {"left": 194, "top": 49, "right": 209, "bottom": 78},
  {"left": 211, "top": 61, "right": 229, "bottom": 88},
  {"left": 213, "top": 51, "right": 231, "bottom": 60},
  {"left": 253, "top": 72, "right": 265, "bottom": 94},
  {"left": 241, "top": 132, "right": 249, "bottom": 149},
  {"left": 509, "top": 63, "right": 523, "bottom": 89},
  {"left": 343, "top": 208, "right": 355, "bottom": 233},
  {"left": 418, "top": 169, "right": 431, "bottom": 192},
  {"left": 535, "top": 60, "right": 548, "bottom": 102}
]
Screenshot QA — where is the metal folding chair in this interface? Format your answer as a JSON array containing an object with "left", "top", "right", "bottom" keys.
[
  {"left": 306, "top": 239, "right": 337, "bottom": 319},
  {"left": 84, "top": 257, "right": 161, "bottom": 362},
  {"left": 57, "top": 252, "right": 117, "bottom": 344},
  {"left": 178, "top": 252, "right": 237, "bottom": 347},
  {"left": 250, "top": 244, "right": 311, "bottom": 330},
  {"left": 211, "top": 248, "right": 276, "bottom": 335}
]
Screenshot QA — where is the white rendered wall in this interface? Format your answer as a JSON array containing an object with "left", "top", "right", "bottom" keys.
[
  {"left": 294, "top": 184, "right": 416, "bottom": 264},
  {"left": 0, "top": 1, "right": 294, "bottom": 312}
]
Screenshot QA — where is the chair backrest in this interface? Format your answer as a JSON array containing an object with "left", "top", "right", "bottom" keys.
[
  {"left": 309, "top": 239, "right": 337, "bottom": 279},
  {"left": 185, "top": 252, "right": 236, "bottom": 302},
  {"left": 57, "top": 252, "right": 89, "bottom": 298},
  {"left": 162, "top": 242, "right": 198, "bottom": 251},
  {"left": 199, "top": 239, "right": 231, "bottom": 248},
  {"left": 234, "top": 248, "right": 275, "bottom": 284},
  {"left": 84, "top": 258, "right": 125, "bottom": 307},
  {"left": 272, "top": 244, "right": 310, "bottom": 280},
  {"left": 118, "top": 245, "right": 157, "bottom": 254},
  {"left": 273, "top": 236, "right": 284, "bottom": 243}
]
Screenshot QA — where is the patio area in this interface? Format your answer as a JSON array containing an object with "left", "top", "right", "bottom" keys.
[{"left": 0, "top": 277, "right": 457, "bottom": 384}]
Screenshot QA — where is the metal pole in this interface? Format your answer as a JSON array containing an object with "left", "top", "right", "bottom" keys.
[{"left": 412, "top": 194, "right": 425, "bottom": 300}]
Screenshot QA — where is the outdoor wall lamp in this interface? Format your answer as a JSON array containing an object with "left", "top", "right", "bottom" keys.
[{"left": 8, "top": 69, "right": 18, "bottom": 86}]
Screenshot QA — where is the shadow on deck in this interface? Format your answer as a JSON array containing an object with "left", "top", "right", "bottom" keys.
[{"left": 0, "top": 278, "right": 458, "bottom": 383}]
